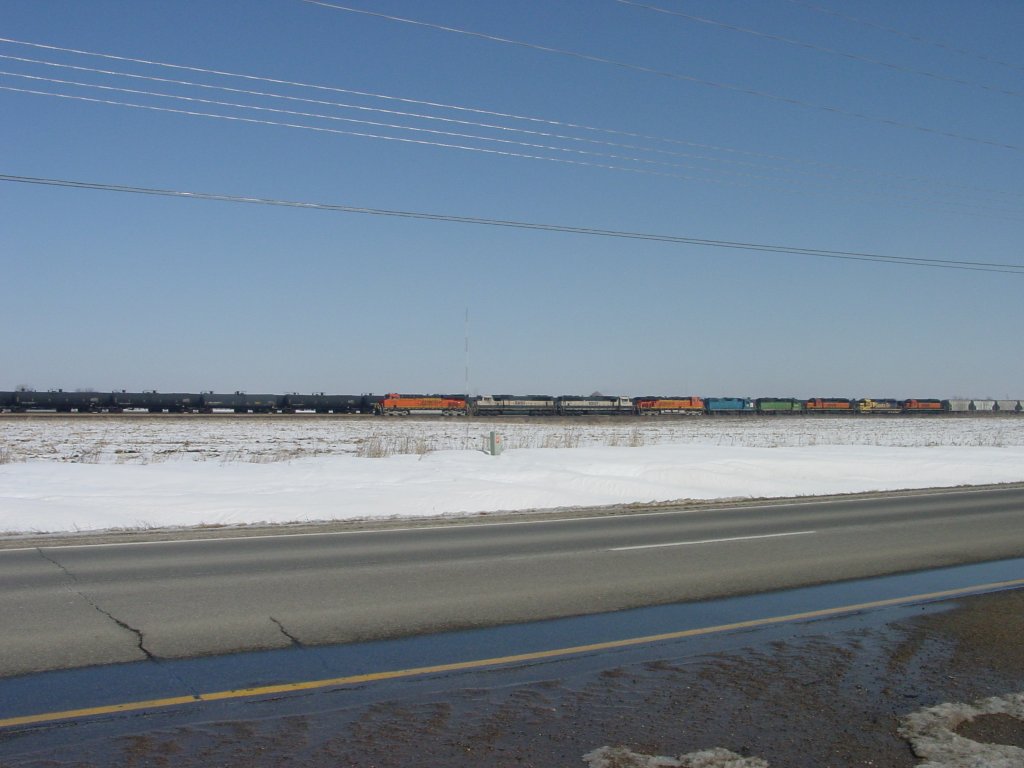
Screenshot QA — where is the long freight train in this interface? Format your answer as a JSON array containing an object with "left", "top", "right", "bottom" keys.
[{"left": 0, "top": 390, "right": 1020, "bottom": 415}]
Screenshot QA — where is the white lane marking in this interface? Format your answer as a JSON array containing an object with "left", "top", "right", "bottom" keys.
[{"left": 609, "top": 530, "right": 817, "bottom": 551}]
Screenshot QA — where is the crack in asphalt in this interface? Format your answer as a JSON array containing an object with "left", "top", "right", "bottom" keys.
[
  {"left": 35, "top": 547, "right": 201, "bottom": 697},
  {"left": 35, "top": 547, "right": 77, "bottom": 582},
  {"left": 269, "top": 616, "right": 335, "bottom": 674},
  {"left": 269, "top": 616, "right": 304, "bottom": 647},
  {"left": 36, "top": 548, "right": 156, "bottom": 661}
]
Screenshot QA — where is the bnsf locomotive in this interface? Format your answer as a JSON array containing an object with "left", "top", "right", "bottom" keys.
[{"left": 0, "top": 390, "right": 1020, "bottom": 415}]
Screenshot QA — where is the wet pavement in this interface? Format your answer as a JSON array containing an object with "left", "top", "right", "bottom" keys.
[{"left": 1, "top": 559, "right": 1023, "bottom": 767}]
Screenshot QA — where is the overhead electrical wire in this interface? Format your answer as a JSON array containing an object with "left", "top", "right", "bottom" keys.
[
  {"left": 2, "top": 173, "right": 1022, "bottom": 275},
  {"left": 4, "top": 58, "right": 1021, "bottom": 222},
  {"left": 10, "top": 67, "right": 1020, "bottom": 218},
  {"left": 5, "top": 80, "right": 1021, "bottom": 223},
  {"left": 0, "top": 82, "right": 789, "bottom": 187},
  {"left": 0, "top": 70, "right": 834, "bottom": 183},
  {"left": 783, "top": 0, "right": 1024, "bottom": 76},
  {"left": 0, "top": 51, "right": 843, "bottom": 176},
  {"left": 301, "top": 0, "right": 1024, "bottom": 154},
  {"left": 1, "top": 38, "right": 1019, "bottom": 205},
  {"left": 614, "top": 0, "right": 1023, "bottom": 99},
  {"left": 1, "top": 37, "right": 1019, "bottom": 223},
  {"left": 0, "top": 35, "right": 851, "bottom": 166}
]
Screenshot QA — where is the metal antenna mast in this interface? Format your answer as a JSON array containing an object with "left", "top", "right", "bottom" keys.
[{"left": 464, "top": 307, "right": 470, "bottom": 398}]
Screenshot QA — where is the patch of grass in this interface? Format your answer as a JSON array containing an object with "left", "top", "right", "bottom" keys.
[
  {"left": 542, "top": 428, "right": 582, "bottom": 449},
  {"left": 354, "top": 434, "right": 434, "bottom": 458},
  {"left": 355, "top": 435, "right": 389, "bottom": 458},
  {"left": 76, "top": 442, "right": 106, "bottom": 464}
]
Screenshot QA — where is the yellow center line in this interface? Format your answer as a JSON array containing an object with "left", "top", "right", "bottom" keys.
[{"left": 3, "top": 577, "right": 1023, "bottom": 729}]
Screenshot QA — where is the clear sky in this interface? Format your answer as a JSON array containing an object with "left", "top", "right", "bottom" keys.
[{"left": 2, "top": 1, "right": 1022, "bottom": 399}]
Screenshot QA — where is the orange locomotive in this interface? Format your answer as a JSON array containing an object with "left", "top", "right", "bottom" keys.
[
  {"left": 903, "top": 399, "right": 945, "bottom": 412},
  {"left": 377, "top": 393, "right": 467, "bottom": 415},
  {"left": 805, "top": 397, "right": 854, "bottom": 412},
  {"left": 635, "top": 396, "right": 704, "bottom": 415}
]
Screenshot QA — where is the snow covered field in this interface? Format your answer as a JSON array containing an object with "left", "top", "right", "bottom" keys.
[{"left": 2, "top": 415, "right": 1023, "bottom": 534}]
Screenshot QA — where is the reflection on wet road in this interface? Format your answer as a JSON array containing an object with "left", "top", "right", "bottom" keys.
[{"left": 1, "top": 557, "right": 1022, "bottom": 766}]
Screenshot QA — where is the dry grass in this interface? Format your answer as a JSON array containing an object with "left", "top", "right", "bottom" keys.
[
  {"left": 355, "top": 434, "right": 434, "bottom": 458},
  {"left": 4, "top": 415, "right": 1023, "bottom": 464},
  {"left": 76, "top": 442, "right": 106, "bottom": 464}
]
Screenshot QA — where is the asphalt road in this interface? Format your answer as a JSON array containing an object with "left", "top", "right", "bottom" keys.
[{"left": 1, "top": 485, "right": 1023, "bottom": 678}]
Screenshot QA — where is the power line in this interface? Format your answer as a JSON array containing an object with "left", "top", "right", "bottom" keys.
[
  {"left": 4, "top": 62, "right": 1023, "bottom": 220},
  {"left": 301, "top": 0, "right": 1024, "bottom": 154},
  {"left": 0, "top": 52, "right": 843, "bottom": 176},
  {"left": 5, "top": 80, "right": 1022, "bottom": 224},
  {"left": 783, "top": 0, "right": 1024, "bottom": 76},
  {"left": 12, "top": 68, "right": 1019, "bottom": 218},
  {"left": 0, "top": 36, "right": 837, "bottom": 165},
  {"left": 2, "top": 172, "right": 1021, "bottom": 275},
  {"left": 615, "top": 0, "right": 1023, "bottom": 99},
  {"left": 2, "top": 46, "right": 1021, "bottom": 224},
  {"left": 0, "top": 70, "right": 827, "bottom": 181},
  {"left": 0, "top": 82, "right": 791, "bottom": 187},
  {"left": 2, "top": 39, "right": 1020, "bottom": 204}
]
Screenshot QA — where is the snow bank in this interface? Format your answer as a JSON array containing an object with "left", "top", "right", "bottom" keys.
[{"left": 2, "top": 443, "right": 1023, "bottom": 534}]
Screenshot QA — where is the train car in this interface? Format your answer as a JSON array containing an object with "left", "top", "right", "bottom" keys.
[
  {"left": 756, "top": 398, "right": 803, "bottom": 414},
  {"left": 556, "top": 396, "right": 634, "bottom": 415},
  {"left": 282, "top": 393, "right": 365, "bottom": 413},
  {"left": 5, "top": 390, "right": 40, "bottom": 411},
  {"left": 377, "top": 394, "right": 467, "bottom": 415},
  {"left": 472, "top": 395, "right": 557, "bottom": 416},
  {"left": 704, "top": 397, "right": 756, "bottom": 414},
  {"left": 857, "top": 398, "right": 902, "bottom": 414},
  {"left": 805, "top": 397, "right": 854, "bottom": 413},
  {"left": 110, "top": 391, "right": 202, "bottom": 413},
  {"left": 1, "top": 388, "right": 1013, "bottom": 418},
  {"left": 11, "top": 390, "right": 109, "bottom": 412},
  {"left": 201, "top": 392, "right": 285, "bottom": 413},
  {"left": 902, "top": 399, "right": 946, "bottom": 413},
  {"left": 634, "top": 396, "right": 704, "bottom": 415}
]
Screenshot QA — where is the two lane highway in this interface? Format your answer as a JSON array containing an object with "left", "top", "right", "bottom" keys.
[{"left": 1, "top": 485, "right": 1022, "bottom": 677}]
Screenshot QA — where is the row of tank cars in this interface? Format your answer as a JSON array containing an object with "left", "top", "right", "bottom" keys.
[{"left": 1, "top": 390, "right": 1022, "bottom": 415}]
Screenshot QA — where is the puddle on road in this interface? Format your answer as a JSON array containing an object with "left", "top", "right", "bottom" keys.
[{"left": 1, "top": 557, "right": 1022, "bottom": 766}]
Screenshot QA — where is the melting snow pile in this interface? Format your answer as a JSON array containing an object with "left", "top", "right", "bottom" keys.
[{"left": 580, "top": 691, "right": 1024, "bottom": 767}]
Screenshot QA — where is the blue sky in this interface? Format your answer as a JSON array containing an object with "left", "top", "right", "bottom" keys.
[{"left": 2, "top": 1, "right": 1022, "bottom": 398}]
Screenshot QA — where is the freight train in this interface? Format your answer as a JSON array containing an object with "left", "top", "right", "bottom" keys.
[{"left": 0, "top": 390, "right": 1021, "bottom": 415}]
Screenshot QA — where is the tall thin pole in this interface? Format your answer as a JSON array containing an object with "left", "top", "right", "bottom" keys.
[{"left": 464, "top": 307, "right": 472, "bottom": 445}]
